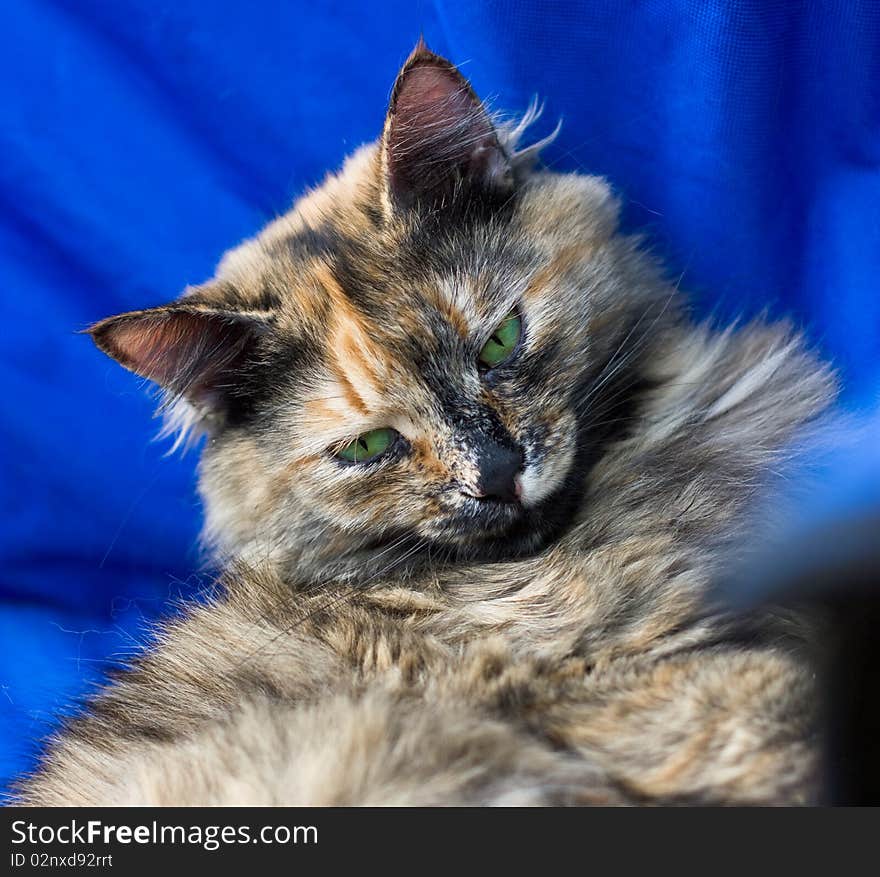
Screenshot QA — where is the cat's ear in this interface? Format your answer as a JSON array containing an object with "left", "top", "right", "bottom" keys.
[
  {"left": 381, "top": 40, "right": 513, "bottom": 212},
  {"left": 87, "top": 302, "right": 265, "bottom": 415}
]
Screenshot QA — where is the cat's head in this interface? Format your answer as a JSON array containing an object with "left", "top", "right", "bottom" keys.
[{"left": 90, "top": 44, "right": 673, "bottom": 582}]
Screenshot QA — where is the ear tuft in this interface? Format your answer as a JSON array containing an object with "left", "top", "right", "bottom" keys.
[{"left": 383, "top": 43, "right": 513, "bottom": 211}]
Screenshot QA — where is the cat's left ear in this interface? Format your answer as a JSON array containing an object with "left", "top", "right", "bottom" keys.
[{"left": 380, "top": 40, "right": 513, "bottom": 213}]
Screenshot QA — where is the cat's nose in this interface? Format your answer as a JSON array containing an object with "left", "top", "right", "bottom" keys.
[{"left": 475, "top": 444, "right": 523, "bottom": 503}]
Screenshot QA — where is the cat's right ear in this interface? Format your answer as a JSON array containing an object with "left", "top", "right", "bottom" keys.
[{"left": 87, "top": 302, "right": 266, "bottom": 417}]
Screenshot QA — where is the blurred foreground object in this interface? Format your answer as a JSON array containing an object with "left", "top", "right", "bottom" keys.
[{"left": 722, "top": 407, "right": 880, "bottom": 804}]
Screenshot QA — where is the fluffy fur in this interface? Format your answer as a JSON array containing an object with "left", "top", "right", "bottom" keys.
[{"left": 16, "top": 44, "right": 836, "bottom": 806}]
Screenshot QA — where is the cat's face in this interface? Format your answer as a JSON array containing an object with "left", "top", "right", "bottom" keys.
[{"left": 91, "top": 45, "right": 669, "bottom": 580}]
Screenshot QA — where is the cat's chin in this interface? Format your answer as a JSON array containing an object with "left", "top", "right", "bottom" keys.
[
  {"left": 417, "top": 479, "right": 581, "bottom": 564},
  {"left": 305, "top": 506, "right": 536, "bottom": 584}
]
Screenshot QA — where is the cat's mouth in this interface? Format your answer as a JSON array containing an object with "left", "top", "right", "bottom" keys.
[
  {"left": 429, "top": 488, "right": 563, "bottom": 554},
  {"left": 413, "top": 438, "right": 583, "bottom": 556},
  {"left": 453, "top": 494, "right": 525, "bottom": 533}
]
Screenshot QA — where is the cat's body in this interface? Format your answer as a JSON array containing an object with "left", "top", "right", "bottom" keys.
[{"left": 17, "top": 45, "right": 835, "bottom": 805}]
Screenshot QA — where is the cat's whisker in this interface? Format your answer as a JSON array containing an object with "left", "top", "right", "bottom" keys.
[{"left": 572, "top": 273, "right": 685, "bottom": 421}]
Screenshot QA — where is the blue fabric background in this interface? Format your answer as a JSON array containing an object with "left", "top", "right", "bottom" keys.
[{"left": 1, "top": 0, "right": 878, "bottom": 790}]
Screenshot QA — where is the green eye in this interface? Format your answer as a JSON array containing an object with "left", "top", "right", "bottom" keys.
[
  {"left": 479, "top": 311, "right": 521, "bottom": 369},
  {"left": 335, "top": 428, "right": 395, "bottom": 463}
]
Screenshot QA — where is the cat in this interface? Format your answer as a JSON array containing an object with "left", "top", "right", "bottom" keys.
[{"left": 15, "top": 42, "right": 837, "bottom": 805}]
